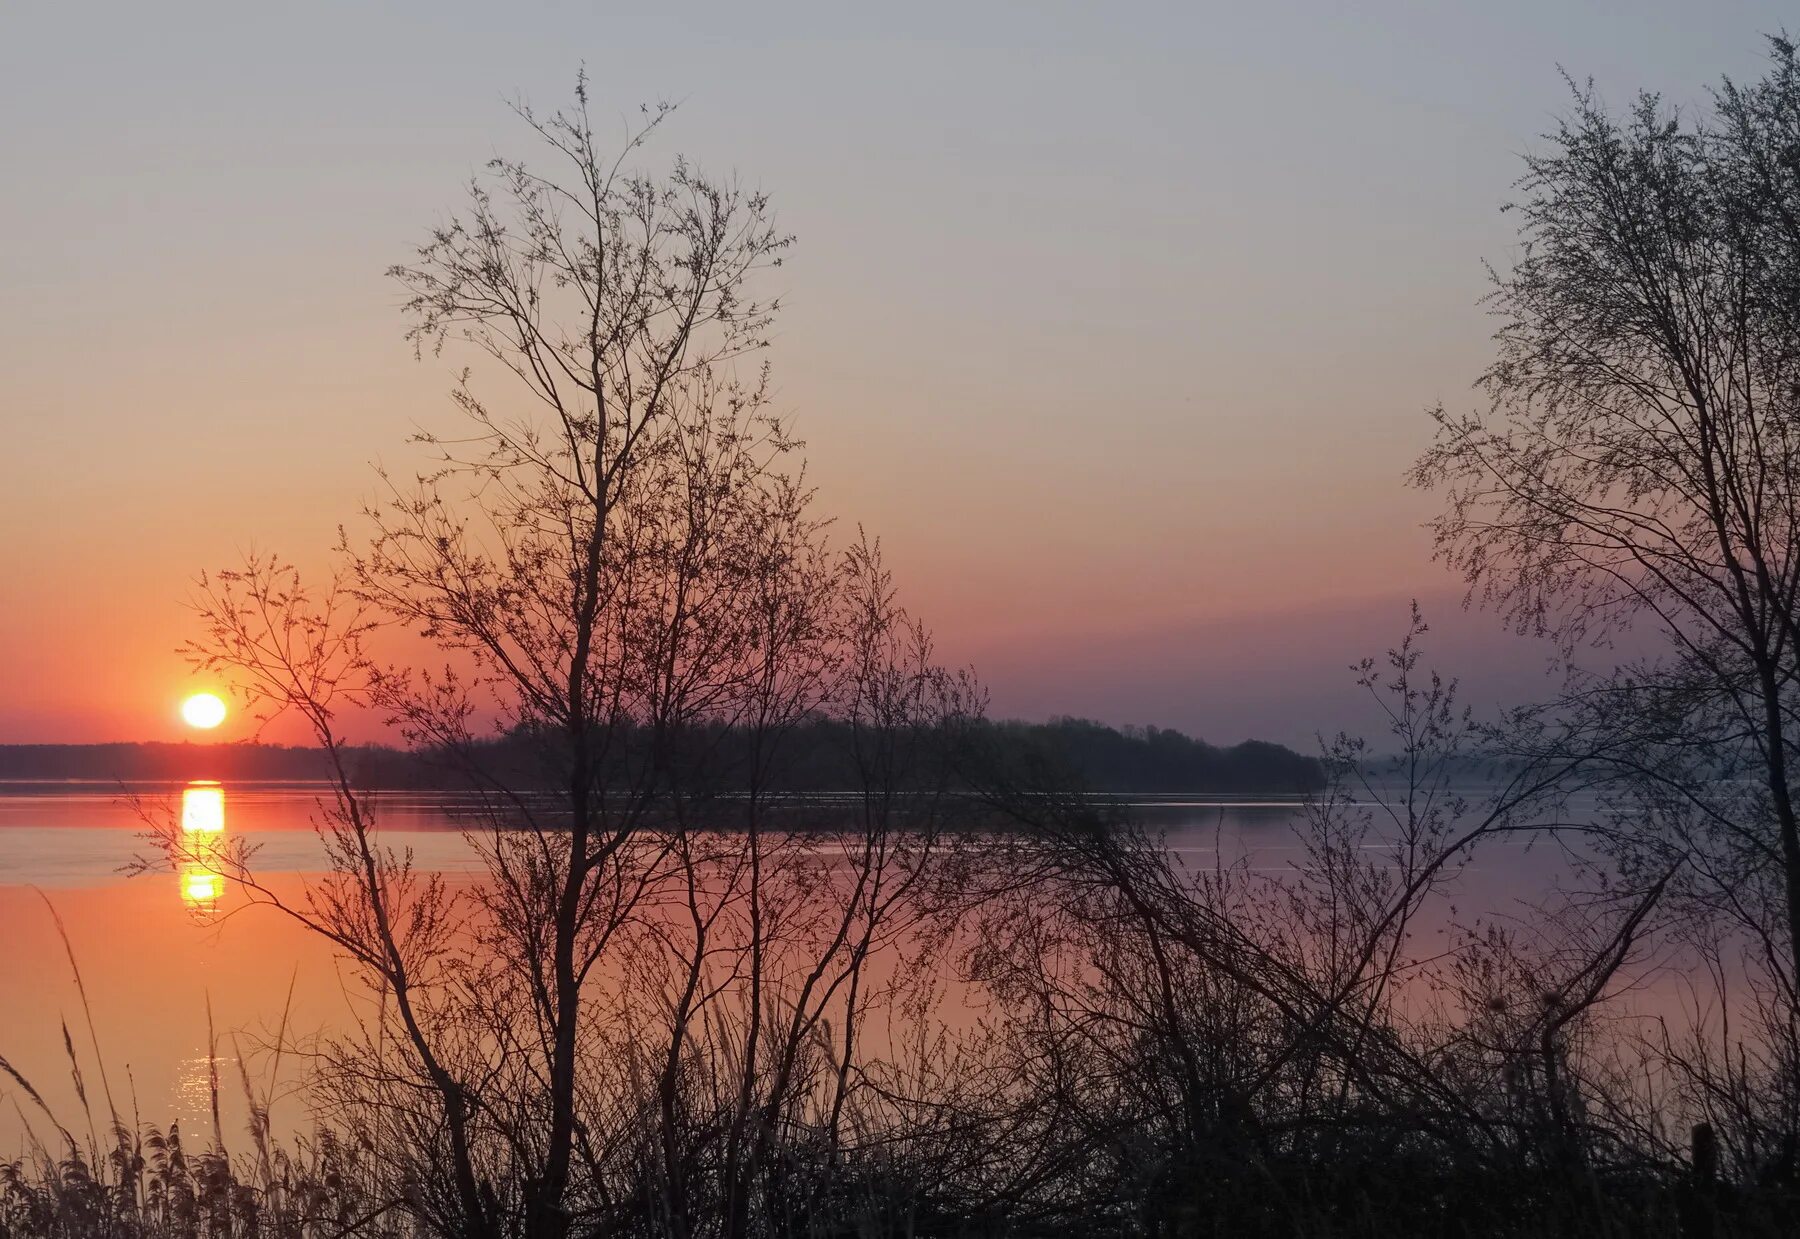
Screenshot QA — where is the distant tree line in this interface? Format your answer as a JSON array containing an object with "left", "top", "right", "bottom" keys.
[
  {"left": 0, "top": 742, "right": 335, "bottom": 783},
  {"left": 977, "top": 717, "right": 1325, "bottom": 793},
  {"left": 0, "top": 717, "right": 1324, "bottom": 795}
]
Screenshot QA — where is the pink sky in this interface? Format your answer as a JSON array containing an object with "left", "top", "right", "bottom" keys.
[{"left": 3, "top": 1, "right": 1774, "bottom": 749}]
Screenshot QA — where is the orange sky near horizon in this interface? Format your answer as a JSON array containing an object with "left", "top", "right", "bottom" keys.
[{"left": 3, "top": 1, "right": 1782, "bottom": 748}]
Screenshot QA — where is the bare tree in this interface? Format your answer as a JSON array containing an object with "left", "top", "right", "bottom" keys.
[
  {"left": 137, "top": 76, "right": 1010, "bottom": 1239},
  {"left": 149, "top": 556, "right": 483, "bottom": 1235},
  {"left": 1414, "top": 39, "right": 1800, "bottom": 1031},
  {"left": 350, "top": 77, "right": 799, "bottom": 1239}
]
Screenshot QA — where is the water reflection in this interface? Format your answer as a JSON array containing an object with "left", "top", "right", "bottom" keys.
[
  {"left": 181, "top": 782, "right": 224, "bottom": 833},
  {"left": 179, "top": 781, "right": 227, "bottom": 917}
]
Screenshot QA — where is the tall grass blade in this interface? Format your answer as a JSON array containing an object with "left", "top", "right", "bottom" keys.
[{"left": 33, "top": 887, "right": 121, "bottom": 1131}]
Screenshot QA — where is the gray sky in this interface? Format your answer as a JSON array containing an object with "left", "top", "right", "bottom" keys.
[{"left": 2, "top": 1, "right": 1791, "bottom": 745}]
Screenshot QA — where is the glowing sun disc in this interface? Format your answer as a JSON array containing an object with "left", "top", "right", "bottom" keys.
[{"left": 180, "top": 692, "right": 228, "bottom": 730}]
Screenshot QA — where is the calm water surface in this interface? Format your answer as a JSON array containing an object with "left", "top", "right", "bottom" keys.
[{"left": 0, "top": 781, "right": 1571, "bottom": 1155}]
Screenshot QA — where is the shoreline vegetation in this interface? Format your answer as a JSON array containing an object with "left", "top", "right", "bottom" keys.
[
  {"left": 11, "top": 37, "right": 1800, "bottom": 1239},
  {"left": 0, "top": 718, "right": 1326, "bottom": 795}
]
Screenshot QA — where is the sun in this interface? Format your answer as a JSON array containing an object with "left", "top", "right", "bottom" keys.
[{"left": 180, "top": 692, "right": 228, "bottom": 730}]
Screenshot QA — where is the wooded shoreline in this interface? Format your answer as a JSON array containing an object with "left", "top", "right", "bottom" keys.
[{"left": 0, "top": 718, "right": 1326, "bottom": 794}]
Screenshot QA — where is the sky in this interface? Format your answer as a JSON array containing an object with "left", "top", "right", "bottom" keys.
[{"left": 1, "top": 0, "right": 1792, "bottom": 748}]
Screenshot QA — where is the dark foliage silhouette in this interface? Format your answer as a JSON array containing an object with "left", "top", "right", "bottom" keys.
[{"left": 14, "top": 42, "right": 1800, "bottom": 1239}]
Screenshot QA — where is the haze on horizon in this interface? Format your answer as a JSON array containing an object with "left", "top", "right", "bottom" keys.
[{"left": 2, "top": 0, "right": 1788, "bottom": 748}]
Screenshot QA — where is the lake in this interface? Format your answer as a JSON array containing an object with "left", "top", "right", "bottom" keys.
[{"left": 0, "top": 780, "right": 1577, "bottom": 1158}]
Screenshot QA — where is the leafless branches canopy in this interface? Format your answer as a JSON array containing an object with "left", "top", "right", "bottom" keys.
[{"left": 109, "top": 54, "right": 1800, "bottom": 1239}]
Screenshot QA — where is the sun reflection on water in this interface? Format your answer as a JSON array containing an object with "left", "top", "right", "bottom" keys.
[
  {"left": 180, "top": 782, "right": 224, "bottom": 833},
  {"left": 179, "top": 782, "right": 227, "bottom": 917}
]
